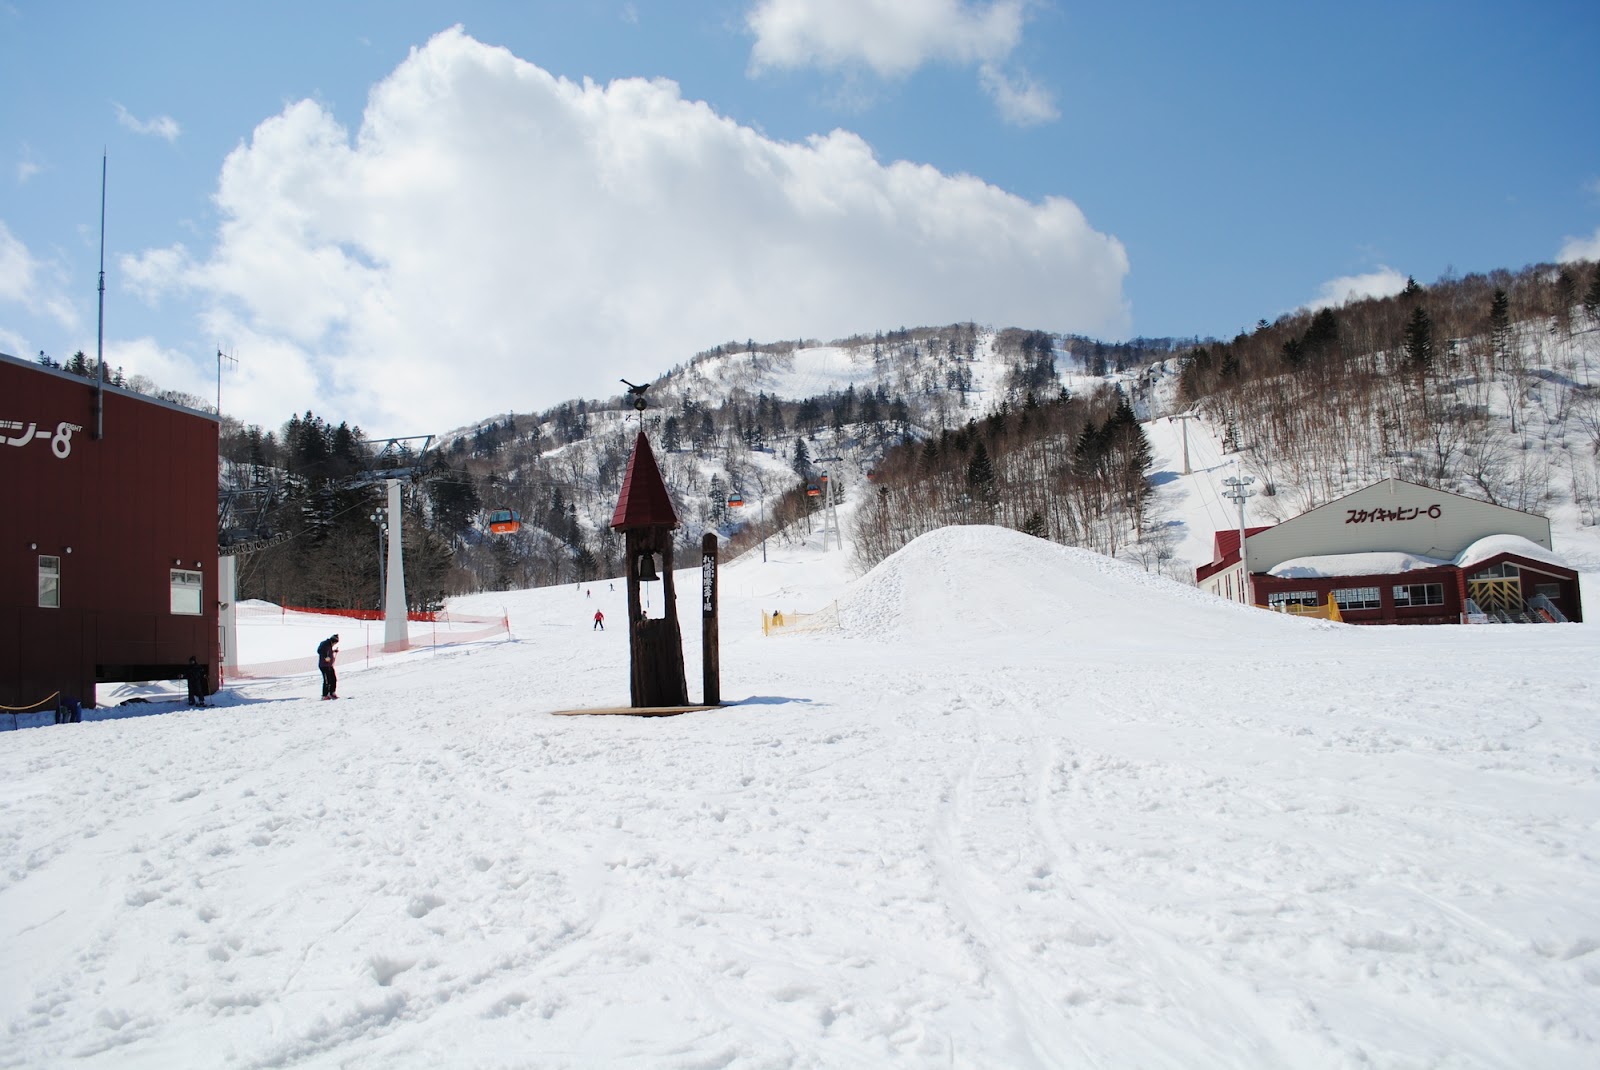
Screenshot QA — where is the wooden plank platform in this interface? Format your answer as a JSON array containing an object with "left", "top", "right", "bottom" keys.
[{"left": 550, "top": 704, "right": 722, "bottom": 717}]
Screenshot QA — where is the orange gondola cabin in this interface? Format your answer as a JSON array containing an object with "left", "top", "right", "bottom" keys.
[{"left": 488, "top": 509, "right": 521, "bottom": 535}]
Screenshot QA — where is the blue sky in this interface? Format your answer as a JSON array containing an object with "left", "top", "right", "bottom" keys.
[{"left": 3, "top": 0, "right": 1597, "bottom": 434}]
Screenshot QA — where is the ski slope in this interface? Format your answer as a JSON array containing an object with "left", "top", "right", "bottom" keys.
[{"left": 3, "top": 508, "right": 1598, "bottom": 1066}]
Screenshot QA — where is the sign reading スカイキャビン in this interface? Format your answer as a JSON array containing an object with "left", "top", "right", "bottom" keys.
[{"left": 2, "top": 419, "right": 82, "bottom": 459}]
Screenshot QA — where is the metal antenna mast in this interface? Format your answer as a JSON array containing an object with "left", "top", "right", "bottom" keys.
[
  {"left": 216, "top": 348, "right": 238, "bottom": 418},
  {"left": 95, "top": 151, "right": 107, "bottom": 439}
]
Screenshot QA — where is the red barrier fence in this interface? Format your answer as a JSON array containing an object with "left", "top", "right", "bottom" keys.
[
  {"left": 227, "top": 610, "right": 511, "bottom": 681},
  {"left": 282, "top": 605, "right": 442, "bottom": 622}
]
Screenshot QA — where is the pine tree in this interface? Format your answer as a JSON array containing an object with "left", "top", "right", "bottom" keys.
[
  {"left": 1585, "top": 268, "right": 1600, "bottom": 328},
  {"left": 1404, "top": 305, "right": 1434, "bottom": 374},
  {"left": 966, "top": 439, "right": 996, "bottom": 503},
  {"left": 1490, "top": 288, "right": 1511, "bottom": 363},
  {"left": 792, "top": 436, "right": 811, "bottom": 476}
]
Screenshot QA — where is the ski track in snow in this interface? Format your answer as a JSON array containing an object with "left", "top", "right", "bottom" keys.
[{"left": 3, "top": 527, "right": 1599, "bottom": 1067}]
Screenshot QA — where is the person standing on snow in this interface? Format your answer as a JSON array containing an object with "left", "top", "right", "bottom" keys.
[
  {"left": 317, "top": 634, "right": 339, "bottom": 699},
  {"left": 184, "top": 656, "right": 207, "bottom": 707},
  {"left": 593, "top": 610, "right": 604, "bottom": 631}
]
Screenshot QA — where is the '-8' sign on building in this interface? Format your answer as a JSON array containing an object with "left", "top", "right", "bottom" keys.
[{"left": 2, "top": 419, "right": 82, "bottom": 458}]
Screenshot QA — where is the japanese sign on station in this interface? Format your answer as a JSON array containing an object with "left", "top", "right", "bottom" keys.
[{"left": 2, "top": 419, "right": 82, "bottom": 459}]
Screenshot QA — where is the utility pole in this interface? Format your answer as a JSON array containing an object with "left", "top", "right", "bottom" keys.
[
  {"left": 94, "top": 151, "right": 107, "bottom": 439},
  {"left": 1221, "top": 472, "right": 1256, "bottom": 604},
  {"left": 1169, "top": 411, "right": 1199, "bottom": 475},
  {"left": 369, "top": 506, "right": 388, "bottom": 610}
]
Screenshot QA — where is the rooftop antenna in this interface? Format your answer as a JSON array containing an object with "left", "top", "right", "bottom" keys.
[
  {"left": 94, "top": 150, "right": 107, "bottom": 439},
  {"left": 216, "top": 347, "right": 237, "bottom": 418}
]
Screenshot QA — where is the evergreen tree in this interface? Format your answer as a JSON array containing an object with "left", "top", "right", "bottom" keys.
[
  {"left": 708, "top": 475, "right": 727, "bottom": 524},
  {"left": 1021, "top": 510, "right": 1047, "bottom": 539},
  {"left": 1490, "top": 288, "right": 1512, "bottom": 366},
  {"left": 1403, "top": 305, "right": 1434, "bottom": 374},
  {"left": 966, "top": 439, "right": 996, "bottom": 503},
  {"left": 791, "top": 436, "right": 811, "bottom": 476},
  {"left": 1585, "top": 268, "right": 1600, "bottom": 327}
]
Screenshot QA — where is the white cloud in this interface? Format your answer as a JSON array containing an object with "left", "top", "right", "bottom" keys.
[
  {"left": 16, "top": 144, "right": 41, "bottom": 184},
  {"left": 114, "top": 102, "right": 181, "bottom": 142},
  {"left": 746, "top": 0, "right": 1052, "bottom": 125},
  {"left": 126, "top": 28, "right": 1126, "bottom": 434},
  {"left": 1557, "top": 226, "right": 1600, "bottom": 264},
  {"left": 977, "top": 63, "right": 1057, "bottom": 126},
  {"left": 747, "top": 0, "right": 1024, "bottom": 76},
  {"left": 0, "top": 220, "right": 80, "bottom": 332},
  {"left": 1304, "top": 267, "right": 1408, "bottom": 312}
]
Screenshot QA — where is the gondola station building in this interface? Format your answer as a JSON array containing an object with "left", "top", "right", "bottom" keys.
[
  {"left": 2, "top": 351, "right": 219, "bottom": 713},
  {"left": 1196, "top": 477, "right": 1583, "bottom": 625}
]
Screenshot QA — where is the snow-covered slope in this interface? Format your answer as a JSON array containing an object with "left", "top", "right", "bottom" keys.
[{"left": 3, "top": 522, "right": 1597, "bottom": 1068}]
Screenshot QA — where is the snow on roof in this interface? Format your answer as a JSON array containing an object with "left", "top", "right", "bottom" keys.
[
  {"left": 1454, "top": 533, "right": 1567, "bottom": 571},
  {"left": 1268, "top": 550, "right": 1449, "bottom": 579},
  {"left": 1266, "top": 534, "right": 1571, "bottom": 579}
]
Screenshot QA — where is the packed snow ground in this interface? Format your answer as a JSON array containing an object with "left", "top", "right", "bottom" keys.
[
  {"left": 5, "top": 406, "right": 1600, "bottom": 1067},
  {"left": 4, "top": 523, "right": 1599, "bottom": 1068}
]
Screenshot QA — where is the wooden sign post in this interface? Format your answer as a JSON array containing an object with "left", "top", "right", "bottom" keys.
[{"left": 701, "top": 533, "right": 719, "bottom": 706}]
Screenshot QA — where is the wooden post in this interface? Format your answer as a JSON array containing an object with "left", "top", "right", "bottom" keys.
[{"left": 701, "top": 533, "right": 719, "bottom": 706}]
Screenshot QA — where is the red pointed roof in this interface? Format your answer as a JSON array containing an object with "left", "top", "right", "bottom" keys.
[{"left": 610, "top": 431, "right": 680, "bottom": 531}]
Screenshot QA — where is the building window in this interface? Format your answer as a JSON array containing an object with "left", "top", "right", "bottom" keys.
[
  {"left": 39, "top": 555, "right": 61, "bottom": 608},
  {"left": 1267, "top": 590, "right": 1321, "bottom": 609},
  {"left": 1393, "top": 582, "right": 1444, "bottom": 607},
  {"left": 1469, "top": 562, "right": 1519, "bottom": 580},
  {"left": 1333, "top": 586, "right": 1381, "bottom": 610},
  {"left": 171, "top": 569, "right": 203, "bottom": 615},
  {"left": 1535, "top": 583, "right": 1561, "bottom": 600}
]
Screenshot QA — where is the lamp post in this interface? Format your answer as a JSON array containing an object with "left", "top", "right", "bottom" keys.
[{"left": 369, "top": 507, "right": 387, "bottom": 610}]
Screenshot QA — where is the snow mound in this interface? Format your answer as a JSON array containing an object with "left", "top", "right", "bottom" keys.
[{"left": 837, "top": 525, "right": 1320, "bottom": 647}]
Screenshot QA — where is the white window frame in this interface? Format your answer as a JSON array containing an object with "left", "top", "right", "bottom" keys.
[
  {"left": 1393, "top": 582, "right": 1444, "bottom": 607},
  {"left": 39, "top": 555, "right": 61, "bottom": 608},
  {"left": 171, "top": 568, "right": 203, "bottom": 615},
  {"left": 1267, "top": 590, "right": 1320, "bottom": 609},
  {"left": 1333, "top": 586, "right": 1381, "bottom": 610}
]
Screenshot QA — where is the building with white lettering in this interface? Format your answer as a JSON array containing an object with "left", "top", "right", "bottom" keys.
[
  {"left": 1196, "top": 477, "right": 1582, "bottom": 624},
  {"left": 2, "top": 351, "right": 219, "bottom": 713}
]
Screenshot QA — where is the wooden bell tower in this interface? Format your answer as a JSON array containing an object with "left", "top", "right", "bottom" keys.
[{"left": 610, "top": 432, "right": 688, "bottom": 708}]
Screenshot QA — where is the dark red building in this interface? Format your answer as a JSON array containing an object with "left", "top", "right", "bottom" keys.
[
  {"left": 1197, "top": 478, "right": 1583, "bottom": 625},
  {"left": 2, "top": 352, "right": 218, "bottom": 711}
]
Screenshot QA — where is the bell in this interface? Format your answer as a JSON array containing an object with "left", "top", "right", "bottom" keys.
[{"left": 636, "top": 552, "right": 660, "bottom": 582}]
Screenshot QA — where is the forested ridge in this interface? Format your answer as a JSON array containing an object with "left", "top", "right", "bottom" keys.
[{"left": 39, "top": 259, "right": 1600, "bottom": 607}]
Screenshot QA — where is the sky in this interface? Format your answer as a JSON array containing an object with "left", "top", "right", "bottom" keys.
[
  {"left": 2, "top": 0, "right": 1598, "bottom": 437},
  {"left": 3, "top": 410, "right": 1599, "bottom": 1063}
]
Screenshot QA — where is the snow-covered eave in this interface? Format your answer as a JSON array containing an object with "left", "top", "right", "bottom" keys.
[
  {"left": 1454, "top": 534, "right": 1571, "bottom": 572},
  {"left": 1267, "top": 551, "right": 1451, "bottom": 580},
  {"left": 1265, "top": 534, "right": 1575, "bottom": 580}
]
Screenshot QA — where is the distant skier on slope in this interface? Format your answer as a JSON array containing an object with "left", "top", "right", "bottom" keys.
[
  {"left": 317, "top": 634, "right": 339, "bottom": 699},
  {"left": 593, "top": 610, "right": 605, "bottom": 631}
]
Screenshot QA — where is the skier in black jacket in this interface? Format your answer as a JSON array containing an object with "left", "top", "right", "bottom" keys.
[
  {"left": 185, "top": 656, "right": 207, "bottom": 707},
  {"left": 317, "top": 634, "right": 339, "bottom": 700}
]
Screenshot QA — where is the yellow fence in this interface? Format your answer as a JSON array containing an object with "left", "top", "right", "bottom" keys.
[
  {"left": 762, "top": 604, "right": 838, "bottom": 635},
  {"left": 1261, "top": 594, "right": 1343, "bottom": 622}
]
